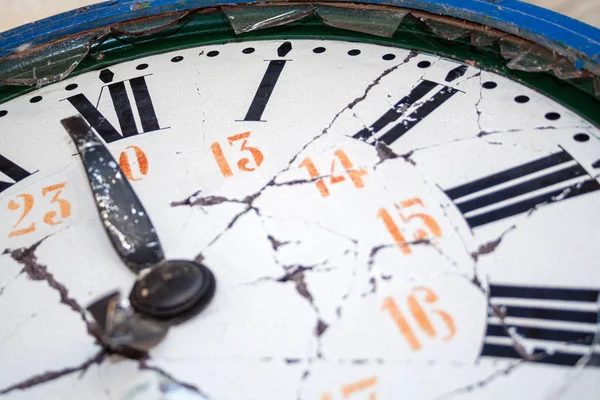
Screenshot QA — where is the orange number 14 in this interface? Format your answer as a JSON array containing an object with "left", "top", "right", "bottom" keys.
[{"left": 299, "top": 149, "right": 367, "bottom": 197}]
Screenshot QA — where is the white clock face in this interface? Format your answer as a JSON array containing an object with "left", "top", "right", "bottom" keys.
[{"left": 1, "top": 39, "right": 599, "bottom": 399}]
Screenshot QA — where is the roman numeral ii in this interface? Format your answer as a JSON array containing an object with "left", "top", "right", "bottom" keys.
[{"left": 352, "top": 65, "right": 468, "bottom": 145}]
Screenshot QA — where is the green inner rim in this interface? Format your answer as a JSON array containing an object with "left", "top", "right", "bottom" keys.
[{"left": 1, "top": 11, "right": 599, "bottom": 126}]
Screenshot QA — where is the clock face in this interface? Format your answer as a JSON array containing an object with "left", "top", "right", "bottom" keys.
[{"left": 1, "top": 38, "right": 599, "bottom": 399}]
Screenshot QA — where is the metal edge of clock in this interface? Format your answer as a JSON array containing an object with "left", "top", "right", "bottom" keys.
[{"left": 0, "top": 0, "right": 598, "bottom": 70}]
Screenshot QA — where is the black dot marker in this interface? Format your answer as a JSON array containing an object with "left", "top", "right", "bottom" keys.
[{"left": 515, "top": 95, "right": 529, "bottom": 103}]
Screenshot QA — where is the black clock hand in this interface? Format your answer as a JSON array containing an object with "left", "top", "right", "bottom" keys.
[
  {"left": 61, "top": 116, "right": 216, "bottom": 325},
  {"left": 62, "top": 117, "right": 163, "bottom": 272}
]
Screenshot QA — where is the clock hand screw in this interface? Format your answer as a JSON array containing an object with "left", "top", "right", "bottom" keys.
[{"left": 62, "top": 116, "right": 216, "bottom": 343}]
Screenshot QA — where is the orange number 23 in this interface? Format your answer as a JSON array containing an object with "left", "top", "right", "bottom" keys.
[{"left": 7, "top": 182, "right": 72, "bottom": 238}]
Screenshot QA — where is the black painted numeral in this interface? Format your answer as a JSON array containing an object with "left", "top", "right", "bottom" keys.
[
  {"left": 481, "top": 284, "right": 600, "bottom": 367},
  {"left": 445, "top": 150, "right": 600, "bottom": 229},
  {"left": 242, "top": 42, "right": 292, "bottom": 122},
  {"left": 0, "top": 154, "right": 33, "bottom": 193},
  {"left": 67, "top": 70, "right": 161, "bottom": 143},
  {"left": 352, "top": 65, "right": 468, "bottom": 145}
]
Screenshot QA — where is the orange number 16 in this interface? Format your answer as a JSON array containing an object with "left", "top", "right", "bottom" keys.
[{"left": 382, "top": 287, "right": 455, "bottom": 351}]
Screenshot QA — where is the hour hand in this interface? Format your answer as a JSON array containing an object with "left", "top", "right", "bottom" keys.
[
  {"left": 61, "top": 115, "right": 163, "bottom": 273},
  {"left": 62, "top": 116, "right": 216, "bottom": 326}
]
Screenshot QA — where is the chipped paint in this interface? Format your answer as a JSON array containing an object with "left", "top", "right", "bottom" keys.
[{"left": 0, "top": 2, "right": 598, "bottom": 92}]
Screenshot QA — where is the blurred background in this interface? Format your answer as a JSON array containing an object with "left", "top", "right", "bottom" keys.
[
  {"left": 526, "top": 0, "right": 600, "bottom": 27},
  {"left": 0, "top": 0, "right": 598, "bottom": 32}
]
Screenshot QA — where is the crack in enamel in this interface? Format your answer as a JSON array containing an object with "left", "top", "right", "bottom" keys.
[
  {"left": 544, "top": 295, "right": 600, "bottom": 399},
  {"left": 0, "top": 237, "right": 213, "bottom": 398},
  {"left": 138, "top": 360, "right": 212, "bottom": 399},
  {"left": 0, "top": 350, "right": 106, "bottom": 396},
  {"left": 0, "top": 237, "right": 180, "bottom": 395},
  {"left": 525, "top": 178, "right": 600, "bottom": 219},
  {"left": 374, "top": 141, "right": 415, "bottom": 169},
  {"left": 357, "top": 88, "right": 592, "bottom": 372},
  {"left": 173, "top": 53, "right": 426, "bottom": 259},
  {"left": 470, "top": 225, "right": 516, "bottom": 262},
  {"left": 0, "top": 238, "right": 115, "bottom": 395},
  {"left": 2, "top": 236, "right": 109, "bottom": 349},
  {"left": 475, "top": 73, "right": 485, "bottom": 135},
  {"left": 340, "top": 49, "right": 420, "bottom": 114},
  {"left": 267, "top": 234, "right": 291, "bottom": 251},
  {"left": 3, "top": 48, "right": 594, "bottom": 398},
  {"left": 240, "top": 262, "right": 331, "bottom": 356},
  {"left": 432, "top": 359, "right": 525, "bottom": 399},
  {"left": 0, "top": 312, "right": 37, "bottom": 348}
]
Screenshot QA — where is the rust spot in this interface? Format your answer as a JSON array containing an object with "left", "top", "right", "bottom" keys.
[{"left": 132, "top": 2, "right": 152, "bottom": 11}]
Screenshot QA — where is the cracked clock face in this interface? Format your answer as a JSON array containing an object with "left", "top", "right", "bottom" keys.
[{"left": 1, "top": 39, "right": 599, "bottom": 399}]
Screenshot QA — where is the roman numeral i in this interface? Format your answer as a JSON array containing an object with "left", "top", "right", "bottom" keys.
[
  {"left": 242, "top": 42, "right": 292, "bottom": 122},
  {"left": 445, "top": 150, "right": 600, "bottom": 229},
  {"left": 66, "top": 68, "right": 161, "bottom": 143}
]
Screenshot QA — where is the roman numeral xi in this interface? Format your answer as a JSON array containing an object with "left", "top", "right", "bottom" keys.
[
  {"left": 66, "top": 68, "right": 161, "bottom": 143},
  {"left": 353, "top": 65, "right": 468, "bottom": 145},
  {"left": 482, "top": 283, "right": 600, "bottom": 367},
  {"left": 445, "top": 150, "right": 600, "bottom": 229}
]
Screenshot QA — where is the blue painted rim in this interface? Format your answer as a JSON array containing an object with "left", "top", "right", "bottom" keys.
[{"left": 0, "top": 0, "right": 599, "bottom": 72}]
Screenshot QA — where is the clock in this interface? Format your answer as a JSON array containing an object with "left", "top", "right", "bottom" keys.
[{"left": 1, "top": 1, "right": 599, "bottom": 399}]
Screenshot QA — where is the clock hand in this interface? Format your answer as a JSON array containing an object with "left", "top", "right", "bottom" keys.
[
  {"left": 86, "top": 291, "right": 169, "bottom": 356},
  {"left": 61, "top": 116, "right": 216, "bottom": 325},
  {"left": 62, "top": 117, "right": 163, "bottom": 273}
]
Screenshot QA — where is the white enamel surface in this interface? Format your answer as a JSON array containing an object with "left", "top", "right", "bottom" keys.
[{"left": 0, "top": 39, "right": 599, "bottom": 399}]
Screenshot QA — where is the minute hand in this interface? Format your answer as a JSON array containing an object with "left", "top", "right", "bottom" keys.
[{"left": 61, "top": 116, "right": 163, "bottom": 273}]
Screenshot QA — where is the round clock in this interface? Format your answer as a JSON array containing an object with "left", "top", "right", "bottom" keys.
[{"left": 1, "top": 1, "right": 599, "bottom": 399}]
